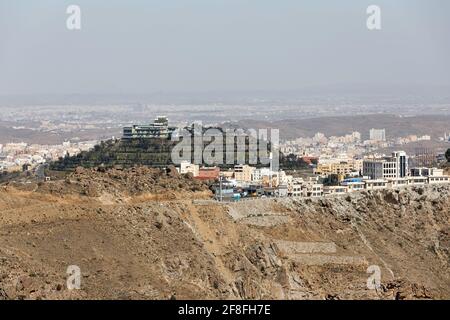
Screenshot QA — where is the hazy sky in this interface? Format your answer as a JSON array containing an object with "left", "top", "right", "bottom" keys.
[{"left": 0, "top": 0, "right": 449, "bottom": 96}]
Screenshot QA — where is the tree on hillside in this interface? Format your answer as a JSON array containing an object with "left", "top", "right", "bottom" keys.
[
  {"left": 280, "top": 153, "right": 310, "bottom": 170},
  {"left": 446, "top": 148, "right": 450, "bottom": 162},
  {"left": 323, "top": 174, "right": 340, "bottom": 186}
]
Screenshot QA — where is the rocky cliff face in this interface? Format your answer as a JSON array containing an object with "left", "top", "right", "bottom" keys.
[{"left": 0, "top": 172, "right": 449, "bottom": 300}]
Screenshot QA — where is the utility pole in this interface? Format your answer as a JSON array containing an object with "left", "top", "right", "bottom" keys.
[
  {"left": 269, "top": 152, "right": 273, "bottom": 189},
  {"left": 219, "top": 176, "right": 223, "bottom": 202}
]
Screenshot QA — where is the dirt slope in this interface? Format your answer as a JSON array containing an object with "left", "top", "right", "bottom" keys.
[{"left": 0, "top": 170, "right": 449, "bottom": 300}]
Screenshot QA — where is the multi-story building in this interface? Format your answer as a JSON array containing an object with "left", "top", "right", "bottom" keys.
[
  {"left": 220, "top": 170, "right": 235, "bottom": 180},
  {"left": 302, "top": 177, "right": 323, "bottom": 197},
  {"left": 314, "top": 159, "right": 362, "bottom": 180},
  {"left": 291, "top": 178, "right": 306, "bottom": 197},
  {"left": 341, "top": 181, "right": 365, "bottom": 192},
  {"left": 410, "top": 167, "right": 450, "bottom": 184},
  {"left": 306, "top": 183, "right": 323, "bottom": 197},
  {"left": 410, "top": 167, "right": 431, "bottom": 177},
  {"left": 428, "top": 175, "right": 450, "bottom": 184},
  {"left": 407, "top": 176, "right": 428, "bottom": 186},
  {"left": 278, "top": 170, "right": 292, "bottom": 186},
  {"left": 252, "top": 168, "right": 279, "bottom": 186},
  {"left": 262, "top": 174, "right": 279, "bottom": 187},
  {"left": 393, "top": 151, "right": 408, "bottom": 178},
  {"left": 363, "top": 159, "right": 384, "bottom": 179},
  {"left": 364, "top": 179, "right": 388, "bottom": 190},
  {"left": 123, "top": 116, "right": 176, "bottom": 139},
  {"left": 324, "top": 185, "right": 348, "bottom": 195},
  {"left": 251, "top": 168, "right": 269, "bottom": 182},
  {"left": 234, "top": 164, "right": 254, "bottom": 182},
  {"left": 369, "top": 128, "right": 386, "bottom": 142},
  {"left": 387, "top": 178, "right": 409, "bottom": 188},
  {"left": 363, "top": 151, "right": 408, "bottom": 180},
  {"left": 195, "top": 167, "right": 220, "bottom": 181},
  {"left": 277, "top": 185, "right": 289, "bottom": 197}
]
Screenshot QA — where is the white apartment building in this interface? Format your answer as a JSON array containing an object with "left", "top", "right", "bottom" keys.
[
  {"left": 302, "top": 177, "right": 323, "bottom": 197},
  {"left": 234, "top": 164, "right": 254, "bottom": 182},
  {"left": 252, "top": 168, "right": 270, "bottom": 182},
  {"left": 407, "top": 176, "right": 428, "bottom": 186},
  {"left": 289, "top": 177, "right": 324, "bottom": 198},
  {"left": 291, "top": 178, "right": 306, "bottom": 197},
  {"left": 410, "top": 167, "right": 450, "bottom": 185},
  {"left": 278, "top": 170, "right": 292, "bottom": 186},
  {"left": 341, "top": 181, "right": 365, "bottom": 192},
  {"left": 363, "top": 151, "right": 408, "bottom": 180},
  {"left": 428, "top": 175, "right": 450, "bottom": 184},
  {"left": 250, "top": 167, "right": 283, "bottom": 187},
  {"left": 277, "top": 185, "right": 289, "bottom": 198},
  {"left": 324, "top": 186, "right": 348, "bottom": 195},
  {"left": 387, "top": 178, "right": 409, "bottom": 188},
  {"left": 307, "top": 183, "right": 324, "bottom": 197},
  {"left": 364, "top": 179, "right": 388, "bottom": 190},
  {"left": 411, "top": 167, "right": 443, "bottom": 177},
  {"left": 369, "top": 128, "right": 386, "bottom": 141}
]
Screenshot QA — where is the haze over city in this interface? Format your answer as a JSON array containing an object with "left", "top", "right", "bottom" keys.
[{"left": 1, "top": 0, "right": 449, "bottom": 101}]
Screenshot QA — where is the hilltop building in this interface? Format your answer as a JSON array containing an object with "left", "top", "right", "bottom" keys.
[
  {"left": 123, "top": 116, "right": 176, "bottom": 139},
  {"left": 314, "top": 159, "right": 362, "bottom": 180},
  {"left": 363, "top": 151, "right": 408, "bottom": 180}
]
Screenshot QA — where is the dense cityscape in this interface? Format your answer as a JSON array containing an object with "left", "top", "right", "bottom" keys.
[
  {"left": 1, "top": 0, "right": 450, "bottom": 306},
  {"left": 2, "top": 115, "right": 448, "bottom": 203}
]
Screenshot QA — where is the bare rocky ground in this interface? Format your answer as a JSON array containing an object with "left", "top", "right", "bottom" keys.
[{"left": 0, "top": 168, "right": 449, "bottom": 300}]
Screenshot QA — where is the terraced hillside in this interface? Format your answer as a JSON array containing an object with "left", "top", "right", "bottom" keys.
[
  {"left": 49, "top": 135, "right": 287, "bottom": 171},
  {"left": 50, "top": 139, "right": 176, "bottom": 171}
]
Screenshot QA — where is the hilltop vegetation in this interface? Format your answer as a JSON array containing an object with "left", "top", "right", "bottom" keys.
[
  {"left": 50, "top": 139, "right": 176, "bottom": 171},
  {"left": 50, "top": 137, "right": 310, "bottom": 171}
]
